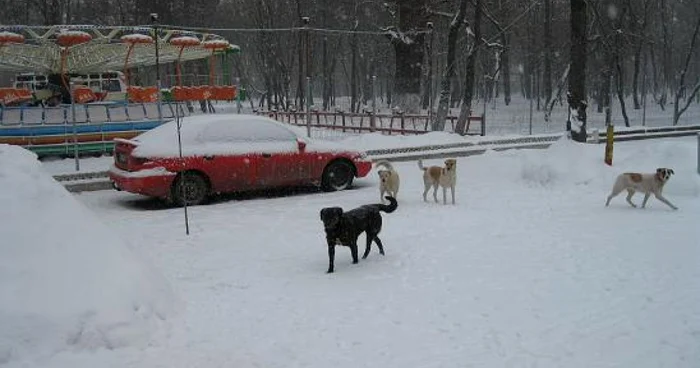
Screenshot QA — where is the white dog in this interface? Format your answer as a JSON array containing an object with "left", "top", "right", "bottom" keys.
[
  {"left": 418, "top": 158, "right": 457, "bottom": 205},
  {"left": 375, "top": 160, "right": 400, "bottom": 203},
  {"left": 605, "top": 168, "right": 678, "bottom": 210}
]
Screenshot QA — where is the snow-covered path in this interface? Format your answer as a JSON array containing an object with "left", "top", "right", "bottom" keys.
[{"left": 24, "top": 137, "right": 700, "bottom": 368}]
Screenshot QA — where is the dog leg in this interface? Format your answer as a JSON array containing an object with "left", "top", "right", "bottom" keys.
[
  {"left": 442, "top": 186, "right": 447, "bottom": 205},
  {"left": 605, "top": 185, "right": 625, "bottom": 206},
  {"left": 450, "top": 185, "right": 455, "bottom": 205},
  {"left": 641, "top": 193, "right": 651, "bottom": 208},
  {"left": 625, "top": 189, "right": 637, "bottom": 208},
  {"left": 380, "top": 188, "right": 386, "bottom": 203},
  {"left": 362, "top": 233, "right": 373, "bottom": 259},
  {"left": 422, "top": 182, "right": 430, "bottom": 202},
  {"left": 433, "top": 184, "right": 439, "bottom": 203},
  {"left": 327, "top": 243, "right": 336, "bottom": 273},
  {"left": 373, "top": 236, "right": 385, "bottom": 256},
  {"left": 654, "top": 193, "right": 678, "bottom": 210},
  {"left": 350, "top": 242, "right": 359, "bottom": 264}
]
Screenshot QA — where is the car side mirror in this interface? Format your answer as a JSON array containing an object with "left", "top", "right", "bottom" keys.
[{"left": 297, "top": 139, "right": 307, "bottom": 152}]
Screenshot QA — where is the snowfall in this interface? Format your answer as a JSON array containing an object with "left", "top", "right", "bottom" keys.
[{"left": 1, "top": 132, "right": 700, "bottom": 367}]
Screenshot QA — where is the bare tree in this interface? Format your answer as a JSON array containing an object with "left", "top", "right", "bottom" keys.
[
  {"left": 673, "top": 12, "right": 700, "bottom": 125},
  {"left": 543, "top": 0, "right": 553, "bottom": 105},
  {"left": 455, "top": 0, "right": 482, "bottom": 135},
  {"left": 568, "top": 0, "right": 587, "bottom": 142},
  {"left": 387, "top": 0, "right": 428, "bottom": 113},
  {"left": 433, "top": 0, "right": 467, "bottom": 131}
]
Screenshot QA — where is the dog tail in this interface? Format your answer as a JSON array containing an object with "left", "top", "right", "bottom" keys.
[
  {"left": 375, "top": 160, "right": 394, "bottom": 172},
  {"left": 417, "top": 159, "right": 426, "bottom": 171},
  {"left": 376, "top": 196, "right": 398, "bottom": 213}
]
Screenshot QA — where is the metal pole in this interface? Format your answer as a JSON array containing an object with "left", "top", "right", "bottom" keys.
[
  {"left": 427, "top": 22, "right": 434, "bottom": 125},
  {"left": 528, "top": 77, "right": 533, "bottom": 135},
  {"left": 371, "top": 75, "right": 377, "bottom": 132},
  {"left": 642, "top": 71, "right": 647, "bottom": 127},
  {"left": 175, "top": 93, "right": 190, "bottom": 236},
  {"left": 70, "top": 82, "right": 79, "bottom": 171},
  {"left": 604, "top": 71, "right": 614, "bottom": 166},
  {"left": 306, "top": 76, "right": 312, "bottom": 138},
  {"left": 483, "top": 78, "right": 488, "bottom": 133},
  {"left": 152, "top": 13, "right": 163, "bottom": 123},
  {"left": 236, "top": 77, "right": 242, "bottom": 114}
]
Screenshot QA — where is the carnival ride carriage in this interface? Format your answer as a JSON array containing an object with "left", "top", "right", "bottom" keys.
[{"left": 0, "top": 25, "right": 240, "bottom": 157}]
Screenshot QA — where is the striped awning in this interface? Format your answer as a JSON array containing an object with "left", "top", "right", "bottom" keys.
[{"left": 0, "top": 25, "right": 240, "bottom": 74}]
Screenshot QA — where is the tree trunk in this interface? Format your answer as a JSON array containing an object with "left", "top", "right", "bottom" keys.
[
  {"left": 501, "top": 33, "right": 511, "bottom": 106},
  {"left": 673, "top": 14, "right": 700, "bottom": 125},
  {"left": 391, "top": 0, "right": 427, "bottom": 113},
  {"left": 321, "top": 0, "right": 330, "bottom": 110},
  {"left": 615, "top": 59, "right": 630, "bottom": 127},
  {"left": 456, "top": 0, "right": 482, "bottom": 135},
  {"left": 543, "top": 0, "right": 553, "bottom": 105},
  {"left": 421, "top": 27, "right": 434, "bottom": 110},
  {"left": 632, "top": 44, "right": 642, "bottom": 110},
  {"left": 660, "top": 0, "right": 671, "bottom": 107},
  {"left": 627, "top": 0, "right": 651, "bottom": 110},
  {"left": 350, "top": 31, "right": 358, "bottom": 113},
  {"left": 567, "top": 0, "right": 587, "bottom": 142},
  {"left": 433, "top": 0, "right": 467, "bottom": 131}
]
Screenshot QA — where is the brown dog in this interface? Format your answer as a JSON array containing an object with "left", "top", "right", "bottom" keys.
[
  {"left": 418, "top": 158, "right": 457, "bottom": 205},
  {"left": 605, "top": 168, "right": 678, "bottom": 210}
]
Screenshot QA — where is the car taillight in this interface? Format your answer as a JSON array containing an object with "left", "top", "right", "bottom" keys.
[
  {"left": 131, "top": 157, "right": 148, "bottom": 166},
  {"left": 115, "top": 151, "right": 128, "bottom": 166}
]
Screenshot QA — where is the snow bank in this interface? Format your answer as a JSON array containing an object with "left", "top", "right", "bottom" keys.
[
  {"left": 337, "top": 131, "right": 466, "bottom": 151},
  {"left": 0, "top": 145, "right": 176, "bottom": 365},
  {"left": 477, "top": 136, "right": 700, "bottom": 196}
]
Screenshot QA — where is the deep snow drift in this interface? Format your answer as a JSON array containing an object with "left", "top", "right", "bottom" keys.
[{"left": 0, "top": 145, "right": 176, "bottom": 365}]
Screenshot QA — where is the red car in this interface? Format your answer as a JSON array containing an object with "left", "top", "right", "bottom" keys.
[{"left": 109, "top": 114, "right": 372, "bottom": 206}]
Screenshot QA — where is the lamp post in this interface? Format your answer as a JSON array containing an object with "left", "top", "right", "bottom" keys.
[
  {"left": 151, "top": 13, "right": 162, "bottom": 123},
  {"left": 70, "top": 81, "right": 79, "bottom": 171}
]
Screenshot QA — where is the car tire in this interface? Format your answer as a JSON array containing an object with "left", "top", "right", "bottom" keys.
[
  {"left": 172, "top": 171, "right": 210, "bottom": 206},
  {"left": 321, "top": 160, "right": 355, "bottom": 192}
]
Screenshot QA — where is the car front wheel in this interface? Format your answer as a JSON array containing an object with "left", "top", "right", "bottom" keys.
[
  {"left": 172, "top": 171, "right": 210, "bottom": 206},
  {"left": 321, "top": 161, "right": 355, "bottom": 191}
]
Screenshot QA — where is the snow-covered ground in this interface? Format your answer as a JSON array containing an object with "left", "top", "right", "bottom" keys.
[{"left": 5, "top": 136, "right": 698, "bottom": 367}]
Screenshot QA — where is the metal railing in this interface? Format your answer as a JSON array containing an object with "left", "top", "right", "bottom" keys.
[{"left": 257, "top": 110, "right": 486, "bottom": 136}]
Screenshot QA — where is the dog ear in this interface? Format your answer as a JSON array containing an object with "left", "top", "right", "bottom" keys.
[{"left": 669, "top": 169, "right": 675, "bottom": 175}]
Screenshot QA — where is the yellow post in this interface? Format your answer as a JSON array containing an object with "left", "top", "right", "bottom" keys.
[{"left": 604, "top": 124, "right": 614, "bottom": 166}]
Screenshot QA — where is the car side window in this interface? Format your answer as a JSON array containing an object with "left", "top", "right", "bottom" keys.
[{"left": 202, "top": 120, "right": 297, "bottom": 143}]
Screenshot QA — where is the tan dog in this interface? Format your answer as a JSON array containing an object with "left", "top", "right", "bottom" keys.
[
  {"left": 375, "top": 160, "right": 400, "bottom": 203},
  {"left": 605, "top": 168, "right": 678, "bottom": 210},
  {"left": 418, "top": 158, "right": 457, "bottom": 205}
]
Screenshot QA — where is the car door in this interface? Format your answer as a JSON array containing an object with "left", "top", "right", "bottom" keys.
[
  {"left": 254, "top": 140, "right": 300, "bottom": 187},
  {"left": 195, "top": 122, "right": 258, "bottom": 193},
  {"left": 204, "top": 153, "right": 257, "bottom": 193},
  {"left": 247, "top": 122, "right": 306, "bottom": 188}
]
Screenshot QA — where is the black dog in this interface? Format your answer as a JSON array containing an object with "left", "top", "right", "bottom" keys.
[{"left": 319, "top": 196, "right": 398, "bottom": 273}]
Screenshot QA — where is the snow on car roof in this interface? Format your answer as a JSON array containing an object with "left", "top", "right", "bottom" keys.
[{"left": 131, "top": 114, "right": 340, "bottom": 158}]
